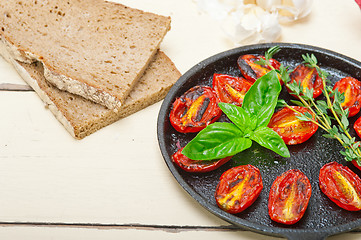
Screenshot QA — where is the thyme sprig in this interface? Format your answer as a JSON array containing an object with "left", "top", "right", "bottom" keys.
[{"left": 268, "top": 49, "right": 361, "bottom": 165}]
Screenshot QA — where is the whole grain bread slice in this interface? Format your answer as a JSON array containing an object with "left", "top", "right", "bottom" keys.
[
  {"left": 0, "top": 0, "right": 171, "bottom": 109},
  {"left": 3, "top": 50, "right": 180, "bottom": 139}
]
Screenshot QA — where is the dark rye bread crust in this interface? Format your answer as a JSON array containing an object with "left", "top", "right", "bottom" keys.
[
  {"left": 8, "top": 51, "right": 181, "bottom": 139},
  {"left": 0, "top": 0, "right": 171, "bottom": 109}
]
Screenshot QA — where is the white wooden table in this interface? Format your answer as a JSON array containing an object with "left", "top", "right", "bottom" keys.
[{"left": 1, "top": 0, "right": 361, "bottom": 239}]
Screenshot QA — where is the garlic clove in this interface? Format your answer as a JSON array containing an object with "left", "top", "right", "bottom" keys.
[
  {"left": 222, "top": 4, "right": 281, "bottom": 45},
  {"left": 193, "top": 0, "right": 242, "bottom": 20},
  {"left": 255, "top": 0, "right": 282, "bottom": 11},
  {"left": 192, "top": 0, "right": 282, "bottom": 45},
  {"left": 256, "top": 0, "right": 313, "bottom": 23}
]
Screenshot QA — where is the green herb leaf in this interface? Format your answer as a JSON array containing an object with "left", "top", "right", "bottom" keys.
[
  {"left": 302, "top": 53, "right": 318, "bottom": 68},
  {"left": 250, "top": 126, "right": 290, "bottom": 158},
  {"left": 287, "top": 81, "right": 301, "bottom": 95},
  {"left": 277, "top": 64, "right": 291, "bottom": 84},
  {"left": 316, "top": 100, "right": 328, "bottom": 114},
  {"left": 290, "top": 100, "right": 305, "bottom": 107},
  {"left": 341, "top": 113, "right": 349, "bottom": 129},
  {"left": 353, "top": 142, "right": 360, "bottom": 149},
  {"left": 323, "top": 133, "right": 336, "bottom": 139},
  {"left": 242, "top": 70, "right": 282, "bottom": 128},
  {"left": 265, "top": 46, "right": 281, "bottom": 60},
  {"left": 277, "top": 99, "right": 288, "bottom": 108},
  {"left": 296, "top": 113, "right": 311, "bottom": 122},
  {"left": 182, "top": 122, "right": 252, "bottom": 160},
  {"left": 254, "top": 59, "right": 266, "bottom": 66},
  {"left": 218, "top": 102, "right": 254, "bottom": 133},
  {"left": 324, "top": 114, "right": 332, "bottom": 126},
  {"left": 303, "top": 87, "right": 314, "bottom": 101}
]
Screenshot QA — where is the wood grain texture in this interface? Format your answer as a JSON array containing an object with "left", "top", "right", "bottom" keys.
[{"left": 0, "top": 83, "right": 33, "bottom": 91}]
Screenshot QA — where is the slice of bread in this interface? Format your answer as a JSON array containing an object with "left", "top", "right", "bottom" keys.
[
  {"left": 2, "top": 48, "right": 180, "bottom": 139},
  {"left": 0, "top": 0, "right": 171, "bottom": 109}
]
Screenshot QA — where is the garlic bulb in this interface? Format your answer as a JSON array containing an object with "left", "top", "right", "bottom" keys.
[
  {"left": 256, "top": 0, "right": 313, "bottom": 23},
  {"left": 193, "top": 0, "right": 242, "bottom": 20},
  {"left": 221, "top": 4, "right": 281, "bottom": 45},
  {"left": 192, "top": 0, "right": 312, "bottom": 45}
]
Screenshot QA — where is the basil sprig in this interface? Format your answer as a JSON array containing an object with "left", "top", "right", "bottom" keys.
[{"left": 182, "top": 70, "right": 290, "bottom": 160}]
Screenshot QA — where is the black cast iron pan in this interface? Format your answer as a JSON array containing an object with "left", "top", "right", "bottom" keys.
[{"left": 157, "top": 43, "right": 361, "bottom": 240}]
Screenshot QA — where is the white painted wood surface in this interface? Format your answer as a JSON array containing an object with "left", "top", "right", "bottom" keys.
[{"left": 1, "top": 0, "right": 361, "bottom": 239}]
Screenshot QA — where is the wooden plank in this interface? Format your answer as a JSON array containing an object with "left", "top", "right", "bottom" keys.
[
  {"left": 0, "top": 0, "right": 234, "bottom": 227},
  {"left": 0, "top": 92, "right": 229, "bottom": 226},
  {"left": 0, "top": 83, "right": 32, "bottom": 91},
  {"left": 0, "top": 58, "right": 25, "bottom": 85},
  {"left": 0, "top": 225, "right": 360, "bottom": 240},
  {"left": 0, "top": 225, "right": 282, "bottom": 240}
]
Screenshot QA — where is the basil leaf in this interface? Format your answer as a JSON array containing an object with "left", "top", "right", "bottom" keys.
[
  {"left": 182, "top": 122, "right": 252, "bottom": 160},
  {"left": 277, "top": 99, "right": 288, "bottom": 108},
  {"left": 242, "top": 71, "right": 282, "bottom": 128},
  {"left": 218, "top": 102, "right": 255, "bottom": 133},
  {"left": 250, "top": 126, "right": 290, "bottom": 158}
]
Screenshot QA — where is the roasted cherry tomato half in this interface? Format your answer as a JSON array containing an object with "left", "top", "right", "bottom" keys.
[
  {"left": 169, "top": 85, "right": 222, "bottom": 133},
  {"left": 172, "top": 147, "right": 232, "bottom": 173},
  {"left": 215, "top": 165, "right": 263, "bottom": 214},
  {"left": 353, "top": 117, "right": 361, "bottom": 170},
  {"left": 268, "top": 169, "right": 312, "bottom": 225},
  {"left": 319, "top": 162, "right": 361, "bottom": 211},
  {"left": 354, "top": 116, "right": 361, "bottom": 139},
  {"left": 267, "top": 106, "right": 318, "bottom": 145},
  {"left": 333, "top": 77, "right": 361, "bottom": 117},
  {"left": 288, "top": 63, "right": 323, "bottom": 99},
  {"left": 237, "top": 54, "right": 281, "bottom": 84},
  {"left": 352, "top": 159, "right": 361, "bottom": 172},
  {"left": 212, "top": 73, "right": 253, "bottom": 106}
]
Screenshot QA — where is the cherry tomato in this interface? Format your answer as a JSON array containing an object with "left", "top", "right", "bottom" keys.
[
  {"left": 319, "top": 162, "right": 361, "bottom": 211},
  {"left": 267, "top": 106, "right": 318, "bottom": 145},
  {"left": 288, "top": 63, "right": 323, "bottom": 99},
  {"left": 268, "top": 169, "right": 312, "bottom": 225},
  {"left": 237, "top": 54, "right": 281, "bottom": 84},
  {"left": 352, "top": 159, "right": 361, "bottom": 172},
  {"left": 215, "top": 165, "right": 263, "bottom": 214},
  {"left": 212, "top": 73, "right": 253, "bottom": 106},
  {"left": 333, "top": 77, "right": 361, "bottom": 117},
  {"left": 353, "top": 117, "right": 361, "bottom": 170},
  {"left": 169, "top": 85, "right": 222, "bottom": 133},
  {"left": 354, "top": 116, "right": 361, "bottom": 139},
  {"left": 172, "top": 147, "right": 232, "bottom": 173}
]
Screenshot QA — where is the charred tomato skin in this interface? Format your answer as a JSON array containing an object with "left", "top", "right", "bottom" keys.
[
  {"left": 212, "top": 73, "right": 253, "bottom": 106},
  {"left": 267, "top": 106, "right": 318, "bottom": 145},
  {"left": 288, "top": 63, "right": 324, "bottom": 99},
  {"left": 268, "top": 169, "right": 312, "bottom": 225},
  {"left": 354, "top": 116, "right": 361, "bottom": 139},
  {"left": 169, "top": 85, "right": 222, "bottom": 133},
  {"left": 215, "top": 164, "right": 263, "bottom": 214},
  {"left": 333, "top": 77, "right": 361, "bottom": 117},
  {"left": 352, "top": 159, "right": 361, "bottom": 171},
  {"left": 353, "top": 117, "right": 361, "bottom": 170},
  {"left": 237, "top": 54, "right": 281, "bottom": 84},
  {"left": 172, "top": 147, "right": 232, "bottom": 173},
  {"left": 319, "top": 162, "right": 361, "bottom": 211}
]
